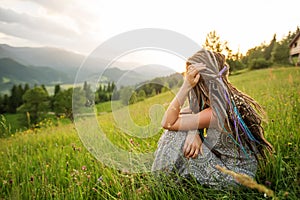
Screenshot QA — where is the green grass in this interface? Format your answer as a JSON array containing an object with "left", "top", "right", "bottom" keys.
[
  {"left": 0, "top": 67, "right": 299, "bottom": 199},
  {"left": 2, "top": 113, "right": 27, "bottom": 133},
  {"left": 96, "top": 100, "right": 124, "bottom": 114},
  {"left": 2, "top": 113, "right": 72, "bottom": 135}
]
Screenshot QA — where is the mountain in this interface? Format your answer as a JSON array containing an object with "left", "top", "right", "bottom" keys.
[
  {"left": 0, "top": 58, "right": 71, "bottom": 93},
  {"left": 132, "top": 64, "right": 177, "bottom": 79},
  {"left": 101, "top": 67, "right": 153, "bottom": 87},
  {"left": 0, "top": 44, "right": 175, "bottom": 91},
  {"left": 0, "top": 44, "right": 85, "bottom": 80}
]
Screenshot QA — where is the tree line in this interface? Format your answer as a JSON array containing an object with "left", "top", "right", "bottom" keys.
[
  {"left": 0, "top": 81, "right": 112, "bottom": 126},
  {"left": 0, "top": 83, "right": 84, "bottom": 126},
  {"left": 0, "top": 73, "right": 183, "bottom": 127},
  {"left": 118, "top": 73, "right": 183, "bottom": 105},
  {"left": 203, "top": 27, "right": 300, "bottom": 71}
]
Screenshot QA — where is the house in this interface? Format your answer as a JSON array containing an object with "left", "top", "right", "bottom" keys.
[{"left": 289, "top": 31, "right": 300, "bottom": 66}]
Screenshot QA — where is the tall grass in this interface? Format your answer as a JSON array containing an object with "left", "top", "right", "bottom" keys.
[
  {"left": 0, "top": 115, "right": 12, "bottom": 138},
  {"left": 0, "top": 67, "right": 299, "bottom": 199}
]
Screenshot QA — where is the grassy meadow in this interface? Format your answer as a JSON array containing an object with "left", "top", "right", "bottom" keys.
[{"left": 0, "top": 67, "right": 299, "bottom": 199}]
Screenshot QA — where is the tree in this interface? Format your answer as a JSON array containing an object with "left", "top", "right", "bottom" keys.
[
  {"left": 98, "top": 84, "right": 103, "bottom": 93},
  {"left": 0, "top": 95, "right": 5, "bottom": 114},
  {"left": 271, "top": 40, "right": 290, "bottom": 65},
  {"left": 120, "top": 87, "right": 134, "bottom": 105},
  {"left": 107, "top": 82, "right": 111, "bottom": 92},
  {"left": 0, "top": 94, "right": 9, "bottom": 114},
  {"left": 150, "top": 88, "right": 156, "bottom": 97},
  {"left": 54, "top": 84, "right": 61, "bottom": 96},
  {"left": 41, "top": 84, "right": 49, "bottom": 95},
  {"left": 97, "top": 91, "right": 108, "bottom": 103},
  {"left": 111, "top": 82, "right": 116, "bottom": 92},
  {"left": 96, "top": 84, "right": 108, "bottom": 103},
  {"left": 129, "top": 91, "right": 137, "bottom": 104},
  {"left": 137, "top": 89, "right": 146, "bottom": 101},
  {"left": 143, "top": 84, "right": 152, "bottom": 96},
  {"left": 203, "top": 30, "right": 232, "bottom": 57},
  {"left": 227, "top": 59, "right": 245, "bottom": 72},
  {"left": 53, "top": 87, "right": 86, "bottom": 120},
  {"left": 270, "top": 29, "right": 299, "bottom": 65},
  {"left": 53, "top": 88, "right": 73, "bottom": 120},
  {"left": 264, "top": 34, "right": 276, "bottom": 61},
  {"left": 24, "top": 83, "right": 30, "bottom": 93},
  {"left": 226, "top": 48, "right": 245, "bottom": 72},
  {"left": 72, "top": 87, "right": 87, "bottom": 116},
  {"left": 95, "top": 82, "right": 117, "bottom": 103},
  {"left": 8, "top": 84, "right": 23, "bottom": 113},
  {"left": 249, "top": 58, "right": 272, "bottom": 70},
  {"left": 83, "top": 81, "right": 94, "bottom": 106},
  {"left": 50, "top": 84, "right": 61, "bottom": 110},
  {"left": 18, "top": 87, "right": 49, "bottom": 125}
]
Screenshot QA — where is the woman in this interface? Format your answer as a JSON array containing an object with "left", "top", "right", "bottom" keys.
[{"left": 151, "top": 49, "right": 273, "bottom": 188}]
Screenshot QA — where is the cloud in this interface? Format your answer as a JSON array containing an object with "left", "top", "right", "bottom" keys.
[
  {"left": 0, "top": 7, "right": 79, "bottom": 37},
  {"left": 0, "top": 4, "right": 102, "bottom": 53},
  {"left": 0, "top": 21, "right": 68, "bottom": 45},
  {"left": 20, "top": 0, "right": 100, "bottom": 33},
  {"left": 21, "top": 0, "right": 73, "bottom": 13},
  {"left": 2, "top": 0, "right": 299, "bottom": 56}
]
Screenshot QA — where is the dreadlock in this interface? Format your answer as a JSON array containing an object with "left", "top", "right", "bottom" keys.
[{"left": 186, "top": 49, "right": 273, "bottom": 160}]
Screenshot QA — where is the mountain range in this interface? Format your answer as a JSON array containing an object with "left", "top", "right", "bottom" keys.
[{"left": 0, "top": 44, "right": 175, "bottom": 94}]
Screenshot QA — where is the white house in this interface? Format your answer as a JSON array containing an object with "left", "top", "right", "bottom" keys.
[{"left": 289, "top": 31, "right": 300, "bottom": 66}]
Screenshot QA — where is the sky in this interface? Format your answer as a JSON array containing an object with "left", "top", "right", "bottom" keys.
[{"left": 0, "top": 0, "right": 299, "bottom": 71}]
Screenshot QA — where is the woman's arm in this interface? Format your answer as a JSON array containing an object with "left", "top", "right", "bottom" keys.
[
  {"left": 161, "top": 83, "right": 191, "bottom": 129},
  {"left": 163, "top": 108, "right": 213, "bottom": 131},
  {"left": 161, "top": 63, "right": 213, "bottom": 131},
  {"left": 180, "top": 106, "right": 192, "bottom": 114}
]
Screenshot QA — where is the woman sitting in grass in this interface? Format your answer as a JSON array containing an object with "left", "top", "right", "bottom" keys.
[{"left": 152, "top": 49, "right": 273, "bottom": 188}]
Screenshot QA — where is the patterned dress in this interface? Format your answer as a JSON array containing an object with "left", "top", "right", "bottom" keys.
[{"left": 151, "top": 128, "right": 258, "bottom": 188}]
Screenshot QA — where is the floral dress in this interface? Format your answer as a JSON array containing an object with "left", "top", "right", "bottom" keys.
[{"left": 151, "top": 128, "right": 258, "bottom": 188}]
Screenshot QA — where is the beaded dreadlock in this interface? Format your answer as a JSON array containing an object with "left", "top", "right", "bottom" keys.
[{"left": 186, "top": 49, "right": 273, "bottom": 160}]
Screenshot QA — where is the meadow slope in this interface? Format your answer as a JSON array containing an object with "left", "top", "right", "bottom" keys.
[{"left": 0, "top": 67, "right": 299, "bottom": 199}]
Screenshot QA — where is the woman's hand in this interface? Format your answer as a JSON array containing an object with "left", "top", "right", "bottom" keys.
[
  {"left": 183, "top": 63, "right": 206, "bottom": 89},
  {"left": 183, "top": 130, "right": 203, "bottom": 159},
  {"left": 161, "top": 62, "right": 207, "bottom": 130}
]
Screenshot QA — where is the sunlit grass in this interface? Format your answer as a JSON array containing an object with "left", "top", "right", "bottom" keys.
[{"left": 0, "top": 67, "right": 299, "bottom": 199}]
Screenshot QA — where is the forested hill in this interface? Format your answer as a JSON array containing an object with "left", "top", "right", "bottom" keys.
[
  {"left": 0, "top": 44, "right": 175, "bottom": 94},
  {"left": 0, "top": 58, "right": 71, "bottom": 92}
]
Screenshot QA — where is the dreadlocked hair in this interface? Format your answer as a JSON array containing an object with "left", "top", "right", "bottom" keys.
[{"left": 186, "top": 49, "right": 273, "bottom": 160}]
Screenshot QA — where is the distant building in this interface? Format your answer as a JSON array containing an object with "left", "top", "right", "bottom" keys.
[{"left": 289, "top": 31, "right": 300, "bottom": 66}]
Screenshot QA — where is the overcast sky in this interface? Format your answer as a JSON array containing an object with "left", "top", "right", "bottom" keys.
[{"left": 0, "top": 0, "right": 299, "bottom": 71}]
